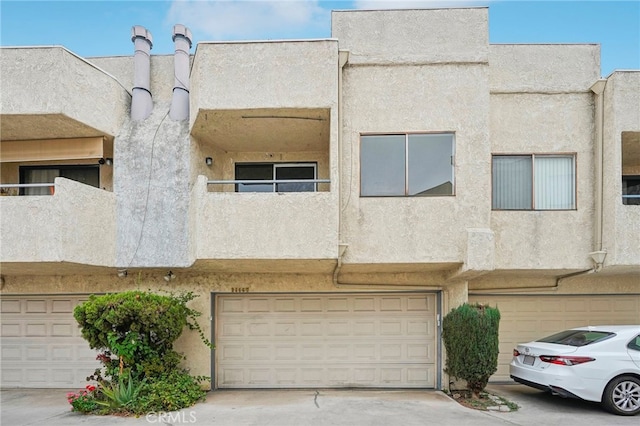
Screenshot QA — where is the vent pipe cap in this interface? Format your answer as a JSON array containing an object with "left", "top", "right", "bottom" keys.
[
  {"left": 131, "top": 25, "right": 153, "bottom": 48},
  {"left": 172, "top": 24, "right": 192, "bottom": 47}
]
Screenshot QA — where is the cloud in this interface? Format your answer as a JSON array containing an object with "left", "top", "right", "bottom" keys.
[{"left": 166, "top": 0, "right": 331, "bottom": 41}]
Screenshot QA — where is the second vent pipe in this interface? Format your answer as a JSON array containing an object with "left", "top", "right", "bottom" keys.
[
  {"left": 169, "top": 24, "right": 193, "bottom": 121},
  {"left": 131, "top": 26, "right": 153, "bottom": 121}
]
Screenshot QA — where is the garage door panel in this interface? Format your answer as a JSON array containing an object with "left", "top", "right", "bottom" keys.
[
  {"left": 25, "top": 300, "right": 47, "bottom": 313},
  {"left": 469, "top": 294, "right": 640, "bottom": 381},
  {"left": 218, "top": 364, "right": 436, "bottom": 388},
  {"left": 216, "top": 293, "right": 437, "bottom": 388},
  {"left": 0, "top": 295, "right": 99, "bottom": 388},
  {"left": 1, "top": 299, "right": 21, "bottom": 313},
  {"left": 1, "top": 323, "right": 21, "bottom": 337}
]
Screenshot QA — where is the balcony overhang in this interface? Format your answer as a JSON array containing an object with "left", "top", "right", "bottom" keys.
[
  {"left": 192, "top": 108, "right": 330, "bottom": 153},
  {"left": 0, "top": 136, "right": 106, "bottom": 163},
  {"left": 0, "top": 114, "right": 111, "bottom": 143}
]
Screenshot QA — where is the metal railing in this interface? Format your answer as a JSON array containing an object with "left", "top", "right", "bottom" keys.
[
  {"left": 207, "top": 178, "right": 331, "bottom": 192},
  {"left": 0, "top": 183, "right": 55, "bottom": 188},
  {"left": 207, "top": 179, "right": 330, "bottom": 185},
  {"left": 0, "top": 183, "right": 56, "bottom": 195}
]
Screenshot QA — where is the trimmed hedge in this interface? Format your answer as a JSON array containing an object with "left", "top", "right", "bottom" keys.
[{"left": 442, "top": 303, "right": 500, "bottom": 395}]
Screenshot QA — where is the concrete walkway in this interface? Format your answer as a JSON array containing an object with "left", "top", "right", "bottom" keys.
[{"left": 2, "top": 385, "right": 637, "bottom": 426}]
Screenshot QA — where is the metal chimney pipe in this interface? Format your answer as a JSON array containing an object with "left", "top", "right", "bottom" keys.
[
  {"left": 169, "top": 24, "right": 193, "bottom": 121},
  {"left": 130, "top": 26, "right": 153, "bottom": 121}
]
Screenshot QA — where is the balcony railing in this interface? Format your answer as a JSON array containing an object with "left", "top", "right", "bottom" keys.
[
  {"left": 207, "top": 179, "right": 331, "bottom": 192},
  {"left": 0, "top": 183, "right": 55, "bottom": 196}
]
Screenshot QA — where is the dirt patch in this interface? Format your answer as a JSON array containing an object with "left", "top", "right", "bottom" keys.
[{"left": 448, "top": 390, "right": 519, "bottom": 412}]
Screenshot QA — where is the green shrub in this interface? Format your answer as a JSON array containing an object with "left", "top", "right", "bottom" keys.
[
  {"left": 135, "top": 371, "right": 207, "bottom": 413},
  {"left": 442, "top": 303, "right": 500, "bottom": 396},
  {"left": 73, "top": 290, "right": 210, "bottom": 382},
  {"left": 70, "top": 290, "right": 211, "bottom": 415}
]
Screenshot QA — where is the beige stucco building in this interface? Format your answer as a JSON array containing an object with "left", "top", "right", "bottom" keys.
[{"left": 1, "top": 7, "right": 638, "bottom": 389}]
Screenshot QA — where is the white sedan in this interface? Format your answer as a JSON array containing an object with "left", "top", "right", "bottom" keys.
[{"left": 510, "top": 325, "right": 640, "bottom": 416}]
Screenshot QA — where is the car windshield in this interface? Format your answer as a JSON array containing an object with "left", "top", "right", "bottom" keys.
[{"left": 537, "top": 330, "right": 614, "bottom": 347}]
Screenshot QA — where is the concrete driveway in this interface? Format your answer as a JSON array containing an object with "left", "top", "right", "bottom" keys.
[{"left": 2, "top": 384, "right": 637, "bottom": 426}]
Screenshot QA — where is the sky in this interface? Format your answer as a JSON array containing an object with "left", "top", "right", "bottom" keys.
[{"left": 0, "top": 0, "right": 638, "bottom": 77}]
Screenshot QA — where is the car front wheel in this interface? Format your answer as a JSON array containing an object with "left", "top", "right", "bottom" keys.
[{"left": 602, "top": 375, "right": 640, "bottom": 416}]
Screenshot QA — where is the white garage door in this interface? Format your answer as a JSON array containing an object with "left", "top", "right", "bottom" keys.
[
  {"left": 469, "top": 293, "right": 640, "bottom": 381},
  {"left": 216, "top": 292, "right": 438, "bottom": 388},
  {"left": 0, "top": 295, "right": 99, "bottom": 388}
]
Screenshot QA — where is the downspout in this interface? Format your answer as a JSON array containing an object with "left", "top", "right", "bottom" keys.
[
  {"left": 590, "top": 79, "right": 608, "bottom": 271},
  {"left": 130, "top": 26, "right": 153, "bottom": 120},
  {"left": 333, "top": 49, "right": 350, "bottom": 286},
  {"left": 469, "top": 268, "right": 594, "bottom": 293},
  {"left": 169, "top": 24, "right": 193, "bottom": 121}
]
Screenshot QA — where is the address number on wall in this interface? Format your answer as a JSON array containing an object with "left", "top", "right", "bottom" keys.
[{"left": 231, "top": 287, "right": 250, "bottom": 293}]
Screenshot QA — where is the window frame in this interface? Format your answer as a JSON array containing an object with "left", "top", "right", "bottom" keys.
[
  {"left": 18, "top": 164, "right": 100, "bottom": 196},
  {"left": 627, "top": 335, "right": 640, "bottom": 352},
  {"left": 234, "top": 162, "right": 318, "bottom": 193},
  {"left": 359, "top": 132, "right": 456, "bottom": 197},
  {"left": 491, "top": 153, "right": 577, "bottom": 211},
  {"left": 622, "top": 175, "right": 640, "bottom": 206}
]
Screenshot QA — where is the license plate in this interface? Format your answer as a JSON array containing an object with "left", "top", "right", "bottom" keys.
[{"left": 523, "top": 355, "right": 535, "bottom": 366}]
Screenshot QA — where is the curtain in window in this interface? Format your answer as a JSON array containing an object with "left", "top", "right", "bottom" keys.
[
  {"left": 23, "top": 169, "right": 59, "bottom": 195},
  {"left": 534, "top": 156, "right": 575, "bottom": 209},
  {"left": 492, "top": 156, "right": 532, "bottom": 209}
]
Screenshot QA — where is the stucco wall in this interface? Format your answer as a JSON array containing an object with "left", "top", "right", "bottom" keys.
[
  {"left": 335, "top": 7, "right": 491, "bottom": 266},
  {"left": 489, "top": 44, "right": 600, "bottom": 91},
  {"left": 115, "top": 102, "right": 193, "bottom": 268},
  {"left": 332, "top": 8, "right": 488, "bottom": 64},
  {"left": 89, "top": 55, "right": 176, "bottom": 104},
  {"left": 0, "top": 177, "right": 115, "bottom": 265},
  {"left": 489, "top": 93, "right": 596, "bottom": 269},
  {"left": 0, "top": 47, "right": 130, "bottom": 137},
  {"left": 469, "top": 272, "right": 640, "bottom": 294},
  {"left": 489, "top": 44, "right": 600, "bottom": 271},
  {"left": 193, "top": 175, "right": 338, "bottom": 260},
  {"left": 603, "top": 71, "right": 640, "bottom": 266},
  {"left": 190, "top": 40, "right": 338, "bottom": 120}
]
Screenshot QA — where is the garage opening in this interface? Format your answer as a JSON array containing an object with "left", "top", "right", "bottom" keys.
[{"left": 213, "top": 292, "right": 439, "bottom": 389}]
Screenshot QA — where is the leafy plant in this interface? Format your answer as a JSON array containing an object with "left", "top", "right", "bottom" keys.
[
  {"left": 67, "top": 385, "right": 99, "bottom": 413},
  {"left": 442, "top": 303, "right": 501, "bottom": 397},
  {"left": 73, "top": 290, "right": 211, "bottom": 382},
  {"left": 136, "top": 371, "right": 207, "bottom": 413},
  {"left": 70, "top": 290, "right": 212, "bottom": 415},
  {"left": 96, "top": 374, "right": 145, "bottom": 410}
]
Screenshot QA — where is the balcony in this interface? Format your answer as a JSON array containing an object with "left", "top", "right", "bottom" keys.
[
  {"left": 191, "top": 176, "right": 338, "bottom": 273},
  {"left": 0, "top": 178, "right": 116, "bottom": 275},
  {"left": 0, "top": 46, "right": 130, "bottom": 143}
]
